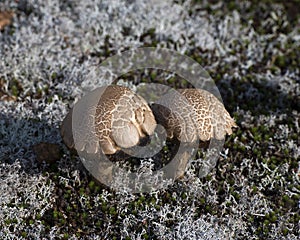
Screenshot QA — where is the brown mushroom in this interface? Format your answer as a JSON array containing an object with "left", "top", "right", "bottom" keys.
[
  {"left": 61, "top": 85, "right": 157, "bottom": 155},
  {"left": 151, "top": 88, "right": 237, "bottom": 178}
]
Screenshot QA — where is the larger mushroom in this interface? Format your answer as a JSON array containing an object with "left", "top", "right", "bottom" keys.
[
  {"left": 61, "top": 85, "right": 157, "bottom": 185},
  {"left": 61, "top": 85, "right": 157, "bottom": 155}
]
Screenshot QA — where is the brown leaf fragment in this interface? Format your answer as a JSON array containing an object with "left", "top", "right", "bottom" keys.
[
  {"left": 0, "top": 78, "right": 17, "bottom": 102},
  {"left": 33, "top": 142, "right": 61, "bottom": 164},
  {"left": 0, "top": 10, "right": 14, "bottom": 30}
]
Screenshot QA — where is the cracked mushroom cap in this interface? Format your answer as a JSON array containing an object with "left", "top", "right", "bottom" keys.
[
  {"left": 61, "top": 85, "right": 157, "bottom": 155},
  {"left": 151, "top": 88, "right": 237, "bottom": 143}
]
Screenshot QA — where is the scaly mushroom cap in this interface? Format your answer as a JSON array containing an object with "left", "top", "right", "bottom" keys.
[
  {"left": 61, "top": 85, "right": 157, "bottom": 155},
  {"left": 151, "top": 88, "right": 237, "bottom": 143}
]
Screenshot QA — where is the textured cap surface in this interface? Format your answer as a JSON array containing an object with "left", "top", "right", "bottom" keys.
[{"left": 151, "top": 88, "right": 237, "bottom": 143}]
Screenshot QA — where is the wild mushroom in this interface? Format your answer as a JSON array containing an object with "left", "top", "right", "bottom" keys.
[
  {"left": 151, "top": 88, "right": 237, "bottom": 178},
  {"left": 61, "top": 85, "right": 156, "bottom": 158},
  {"left": 60, "top": 85, "right": 157, "bottom": 184},
  {"left": 61, "top": 85, "right": 157, "bottom": 155}
]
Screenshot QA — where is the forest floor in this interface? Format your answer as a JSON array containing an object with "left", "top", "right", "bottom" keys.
[{"left": 0, "top": 0, "right": 299, "bottom": 239}]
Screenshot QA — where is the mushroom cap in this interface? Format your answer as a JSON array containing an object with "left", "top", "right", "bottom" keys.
[
  {"left": 61, "top": 85, "right": 157, "bottom": 155},
  {"left": 151, "top": 88, "right": 237, "bottom": 143}
]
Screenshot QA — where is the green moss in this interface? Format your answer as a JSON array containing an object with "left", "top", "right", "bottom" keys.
[
  {"left": 63, "top": 233, "right": 69, "bottom": 239},
  {"left": 21, "top": 232, "right": 27, "bottom": 238},
  {"left": 101, "top": 203, "right": 107, "bottom": 212},
  {"left": 263, "top": 211, "right": 278, "bottom": 226},
  {"left": 205, "top": 205, "right": 212, "bottom": 212},
  {"left": 274, "top": 55, "right": 286, "bottom": 68},
  {"left": 142, "top": 233, "right": 149, "bottom": 239},
  {"left": 109, "top": 207, "right": 117, "bottom": 215},
  {"left": 66, "top": 205, "right": 72, "bottom": 212},
  {"left": 79, "top": 187, "right": 85, "bottom": 196},
  {"left": 11, "top": 85, "right": 18, "bottom": 96},
  {"left": 53, "top": 210, "right": 59, "bottom": 219},
  {"left": 63, "top": 192, "right": 70, "bottom": 199},
  {"left": 199, "top": 197, "right": 206, "bottom": 205},
  {"left": 269, "top": 212, "right": 277, "bottom": 223},
  {"left": 88, "top": 180, "right": 95, "bottom": 190},
  {"left": 232, "top": 191, "right": 241, "bottom": 201},
  {"left": 150, "top": 71, "right": 157, "bottom": 81},
  {"left": 82, "top": 212, "right": 88, "bottom": 219},
  {"left": 95, "top": 220, "right": 102, "bottom": 227},
  {"left": 167, "top": 77, "right": 176, "bottom": 84},
  {"left": 282, "top": 228, "right": 289, "bottom": 235},
  {"left": 263, "top": 219, "right": 269, "bottom": 226},
  {"left": 138, "top": 196, "right": 146, "bottom": 204}
]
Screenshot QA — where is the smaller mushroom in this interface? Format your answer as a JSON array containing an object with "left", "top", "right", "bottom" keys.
[{"left": 151, "top": 88, "right": 237, "bottom": 178}]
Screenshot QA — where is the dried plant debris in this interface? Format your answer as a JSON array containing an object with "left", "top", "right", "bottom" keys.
[
  {"left": 0, "top": 0, "right": 299, "bottom": 239},
  {"left": 33, "top": 142, "right": 61, "bottom": 164},
  {"left": 0, "top": 10, "right": 13, "bottom": 30},
  {"left": 0, "top": 77, "right": 26, "bottom": 101}
]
